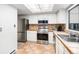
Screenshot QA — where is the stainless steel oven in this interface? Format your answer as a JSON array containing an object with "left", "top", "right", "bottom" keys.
[{"left": 37, "top": 20, "right": 48, "bottom": 44}]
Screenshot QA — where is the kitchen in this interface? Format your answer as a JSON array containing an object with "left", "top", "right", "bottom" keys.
[
  {"left": 17, "top": 4, "right": 67, "bottom": 54},
  {"left": 0, "top": 4, "right": 79, "bottom": 54},
  {"left": 16, "top": 4, "right": 79, "bottom": 54}
]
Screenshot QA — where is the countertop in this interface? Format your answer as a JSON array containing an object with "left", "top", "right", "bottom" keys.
[{"left": 53, "top": 31, "right": 79, "bottom": 54}]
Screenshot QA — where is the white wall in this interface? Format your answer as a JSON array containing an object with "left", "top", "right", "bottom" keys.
[
  {"left": 0, "top": 5, "right": 17, "bottom": 54},
  {"left": 25, "top": 14, "right": 56, "bottom": 24}
]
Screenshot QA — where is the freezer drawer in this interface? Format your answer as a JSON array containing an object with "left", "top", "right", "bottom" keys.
[{"left": 18, "top": 32, "right": 26, "bottom": 42}]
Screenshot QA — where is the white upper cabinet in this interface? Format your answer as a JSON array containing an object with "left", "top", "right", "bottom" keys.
[
  {"left": 56, "top": 9, "right": 67, "bottom": 23},
  {"left": 24, "top": 10, "right": 67, "bottom": 24},
  {"left": 26, "top": 14, "right": 56, "bottom": 24},
  {"left": 48, "top": 14, "right": 56, "bottom": 24},
  {"left": 26, "top": 15, "right": 38, "bottom": 24}
]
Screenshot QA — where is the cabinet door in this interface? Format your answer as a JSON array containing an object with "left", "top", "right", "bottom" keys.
[
  {"left": 56, "top": 38, "right": 59, "bottom": 54},
  {"left": 56, "top": 37, "right": 60, "bottom": 54},
  {"left": 55, "top": 35, "right": 71, "bottom": 54},
  {"left": 56, "top": 37, "right": 64, "bottom": 54},
  {"left": 29, "top": 20, "right": 38, "bottom": 24},
  {"left": 63, "top": 47, "right": 71, "bottom": 54},
  {"left": 58, "top": 40, "right": 64, "bottom": 54},
  {"left": 27, "top": 31, "right": 37, "bottom": 42},
  {"left": 56, "top": 10, "right": 66, "bottom": 23},
  {"left": 49, "top": 32, "right": 54, "bottom": 44}
]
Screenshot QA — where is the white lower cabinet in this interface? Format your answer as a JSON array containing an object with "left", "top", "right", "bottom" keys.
[
  {"left": 27, "top": 31, "right": 37, "bottom": 42},
  {"left": 64, "top": 47, "right": 71, "bottom": 54},
  {"left": 48, "top": 32, "right": 54, "bottom": 44},
  {"left": 55, "top": 36, "right": 70, "bottom": 54},
  {"left": 27, "top": 31, "right": 54, "bottom": 43},
  {"left": 56, "top": 37, "right": 64, "bottom": 54}
]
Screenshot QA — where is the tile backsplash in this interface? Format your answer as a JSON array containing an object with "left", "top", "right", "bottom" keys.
[
  {"left": 27, "top": 24, "right": 66, "bottom": 32},
  {"left": 48, "top": 24, "right": 65, "bottom": 32},
  {"left": 28, "top": 24, "right": 38, "bottom": 31}
]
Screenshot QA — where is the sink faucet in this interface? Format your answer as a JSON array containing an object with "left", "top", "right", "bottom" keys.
[
  {"left": 75, "top": 33, "right": 79, "bottom": 42},
  {"left": 69, "top": 31, "right": 76, "bottom": 37}
]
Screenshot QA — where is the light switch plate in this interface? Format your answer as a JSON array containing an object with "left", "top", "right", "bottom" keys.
[{"left": 0, "top": 27, "right": 2, "bottom": 32}]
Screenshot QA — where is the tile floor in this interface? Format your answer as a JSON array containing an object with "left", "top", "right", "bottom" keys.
[{"left": 16, "top": 41, "right": 55, "bottom": 54}]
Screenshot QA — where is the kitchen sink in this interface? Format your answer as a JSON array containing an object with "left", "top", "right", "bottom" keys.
[
  {"left": 66, "top": 37, "right": 79, "bottom": 42},
  {"left": 58, "top": 34, "right": 79, "bottom": 42}
]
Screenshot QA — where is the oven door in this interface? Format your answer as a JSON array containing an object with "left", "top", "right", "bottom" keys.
[{"left": 37, "top": 33, "right": 48, "bottom": 41}]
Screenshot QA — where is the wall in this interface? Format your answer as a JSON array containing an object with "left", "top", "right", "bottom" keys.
[{"left": 0, "top": 5, "right": 17, "bottom": 54}]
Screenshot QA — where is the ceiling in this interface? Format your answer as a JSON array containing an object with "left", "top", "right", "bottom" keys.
[
  {"left": 10, "top": 4, "right": 72, "bottom": 15},
  {"left": 24, "top": 4, "right": 54, "bottom": 13}
]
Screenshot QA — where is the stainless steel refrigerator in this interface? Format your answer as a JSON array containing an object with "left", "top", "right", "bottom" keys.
[{"left": 18, "top": 18, "right": 29, "bottom": 42}]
